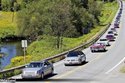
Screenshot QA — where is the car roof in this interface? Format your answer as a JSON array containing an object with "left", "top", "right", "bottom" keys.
[{"left": 68, "top": 50, "right": 82, "bottom": 53}]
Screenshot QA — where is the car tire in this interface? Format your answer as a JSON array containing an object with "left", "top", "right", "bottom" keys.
[
  {"left": 41, "top": 72, "right": 44, "bottom": 79},
  {"left": 91, "top": 50, "right": 94, "bottom": 52},
  {"left": 50, "top": 68, "right": 54, "bottom": 75},
  {"left": 104, "top": 48, "right": 106, "bottom": 51},
  {"left": 64, "top": 64, "right": 68, "bottom": 66}
]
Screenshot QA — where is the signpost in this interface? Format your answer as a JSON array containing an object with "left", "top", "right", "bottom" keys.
[{"left": 21, "top": 40, "right": 27, "bottom": 64}]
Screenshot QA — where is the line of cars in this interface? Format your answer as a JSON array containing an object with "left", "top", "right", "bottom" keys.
[
  {"left": 21, "top": 1, "right": 123, "bottom": 79},
  {"left": 90, "top": 1, "right": 123, "bottom": 53}
]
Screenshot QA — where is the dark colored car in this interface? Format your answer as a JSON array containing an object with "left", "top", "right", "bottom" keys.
[
  {"left": 111, "top": 28, "right": 117, "bottom": 32},
  {"left": 106, "top": 34, "right": 115, "bottom": 41},
  {"left": 108, "top": 31, "right": 117, "bottom": 36},
  {"left": 114, "top": 23, "right": 119, "bottom": 28}
]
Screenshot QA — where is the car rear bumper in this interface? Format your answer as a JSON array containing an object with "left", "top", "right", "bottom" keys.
[
  {"left": 64, "top": 61, "right": 81, "bottom": 65},
  {"left": 21, "top": 74, "right": 41, "bottom": 79}
]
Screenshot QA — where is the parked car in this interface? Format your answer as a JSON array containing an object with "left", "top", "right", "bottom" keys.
[
  {"left": 106, "top": 34, "right": 115, "bottom": 41},
  {"left": 90, "top": 43, "right": 106, "bottom": 52},
  {"left": 21, "top": 60, "right": 54, "bottom": 79},
  {"left": 97, "top": 38, "right": 110, "bottom": 46},
  {"left": 64, "top": 51, "right": 86, "bottom": 66},
  {"left": 108, "top": 31, "right": 117, "bottom": 36}
]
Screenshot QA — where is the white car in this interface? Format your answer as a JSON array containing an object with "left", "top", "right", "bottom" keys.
[
  {"left": 98, "top": 38, "right": 110, "bottom": 46},
  {"left": 64, "top": 51, "right": 86, "bottom": 66}
]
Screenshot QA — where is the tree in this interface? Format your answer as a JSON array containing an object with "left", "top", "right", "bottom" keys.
[
  {"left": 88, "top": 0, "right": 102, "bottom": 24},
  {"left": 17, "top": 0, "right": 103, "bottom": 49}
]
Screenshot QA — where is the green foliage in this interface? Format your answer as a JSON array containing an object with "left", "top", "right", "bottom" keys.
[
  {"left": 0, "top": 70, "right": 22, "bottom": 79},
  {"left": 100, "top": 1, "right": 118, "bottom": 24},
  {"left": 25, "top": 0, "right": 118, "bottom": 62},
  {"left": 0, "top": 12, "right": 17, "bottom": 39},
  {"left": 17, "top": 0, "right": 102, "bottom": 49}
]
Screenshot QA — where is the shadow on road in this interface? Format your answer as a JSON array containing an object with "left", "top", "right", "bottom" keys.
[
  {"left": 91, "top": 50, "right": 108, "bottom": 53},
  {"left": 43, "top": 78, "right": 96, "bottom": 82},
  {"left": 14, "top": 73, "right": 57, "bottom": 81},
  {"left": 64, "top": 61, "right": 88, "bottom": 66}
]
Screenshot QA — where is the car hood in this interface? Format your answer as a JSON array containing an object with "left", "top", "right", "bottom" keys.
[
  {"left": 98, "top": 41, "right": 108, "bottom": 43},
  {"left": 23, "top": 68, "right": 41, "bottom": 72},
  {"left": 91, "top": 44, "right": 100, "bottom": 47}
]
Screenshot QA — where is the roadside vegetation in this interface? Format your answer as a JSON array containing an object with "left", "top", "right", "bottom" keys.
[
  {"left": 0, "top": 12, "right": 17, "bottom": 39},
  {"left": 1, "top": 0, "right": 118, "bottom": 69}
]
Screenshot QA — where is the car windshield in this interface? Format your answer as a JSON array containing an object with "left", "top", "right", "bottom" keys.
[
  {"left": 106, "top": 35, "right": 113, "bottom": 37},
  {"left": 27, "top": 62, "right": 43, "bottom": 68},
  {"left": 108, "top": 31, "right": 113, "bottom": 34},
  {"left": 67, "top": 52, "right": 78, "bottom": 57},
  {"left": 100, "top": 39, "right": 107, "bottom": 41}
]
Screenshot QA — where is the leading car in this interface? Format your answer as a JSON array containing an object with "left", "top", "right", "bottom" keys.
[{"left": 21, "top": 60, "right": 54, "bottom": 79}]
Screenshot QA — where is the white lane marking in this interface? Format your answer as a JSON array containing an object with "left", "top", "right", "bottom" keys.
[{"left": 105, "top": 56, "right": 125, "bottom": 74}]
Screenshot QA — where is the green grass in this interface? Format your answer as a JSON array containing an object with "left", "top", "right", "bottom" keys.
[
  {"left": 4, "top": 1, "right": 119, "bottom": 68},
  {"left": 100, "top": 1, "right": 119, "bottom": 25}
]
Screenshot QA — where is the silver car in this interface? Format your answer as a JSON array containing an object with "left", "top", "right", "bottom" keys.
[
  {"left": 98, "top": 38, "right": 110, "bottom": 46},
  {"left": 21, "top": 60, "right": 54, "bottom": 79},
  {"left": 64, "top": 51, "right": 86, "bottom": 66}
]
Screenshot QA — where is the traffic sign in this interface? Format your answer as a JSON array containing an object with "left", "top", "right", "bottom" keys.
[{"left": 21, "top": 40, "right": 27, "bottom": 48}]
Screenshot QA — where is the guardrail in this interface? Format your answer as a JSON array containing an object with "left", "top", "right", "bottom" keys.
[
  {"left": 0, "top": 0, "right": 123, "bottom": 79},
  {"left": 0, "top": 23, "right": 111, "bottom": 79}
]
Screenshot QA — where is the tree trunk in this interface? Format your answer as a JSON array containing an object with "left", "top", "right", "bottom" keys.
[{"left": 0, "top": 0, "right": 2, "bottom": 10}]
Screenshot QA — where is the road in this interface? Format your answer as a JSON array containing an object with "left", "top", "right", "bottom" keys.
[{"left": 10, "top": 1, "right": 125, "bottom": 83}]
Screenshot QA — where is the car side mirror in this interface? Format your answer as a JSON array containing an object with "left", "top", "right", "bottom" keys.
[
  {"left": 44, "top": 65, "right": 47, "bottom": 67},
  {"left": 25, "top": 65, "right": 28, "bottom": 68}
]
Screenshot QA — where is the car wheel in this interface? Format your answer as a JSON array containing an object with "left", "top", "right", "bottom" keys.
[
  {"left": 41, "top": 72, "right": 44, "bottom": 79},
  {"left": 91, "top": 50, "right": 94, "bottom": 52},
  {"left": 50, "top": 68, "right": 54, "bottom": 75},
  {"left": 64, "top": 64, "right": 68, "bottom": 66},
  {"left": 104, "top": 48, "right": 106, "bottom": 51}
]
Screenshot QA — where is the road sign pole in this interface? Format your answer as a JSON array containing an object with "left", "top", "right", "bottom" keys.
[
  {"left": 21, "top": 40, "right": 27, "bottom": 64},
  {"left": 23, "top": 47, "right": 26, "bottom": 64}
]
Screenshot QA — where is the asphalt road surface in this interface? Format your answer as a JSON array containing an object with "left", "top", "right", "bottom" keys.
[{"left": 10, "top": 1, "right": 125, "bottom": 83}]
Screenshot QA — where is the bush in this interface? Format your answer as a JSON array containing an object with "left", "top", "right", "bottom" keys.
[{"left": 11, "top": 55, "right": 32, "bottom": 66}]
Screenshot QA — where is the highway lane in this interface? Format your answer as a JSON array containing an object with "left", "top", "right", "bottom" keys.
[{"left": 11, "top": 1, "right": 124, "bottom": 83}]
